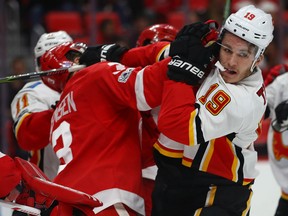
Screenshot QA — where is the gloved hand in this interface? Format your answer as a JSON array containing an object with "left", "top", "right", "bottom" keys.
[
  {"left": 14, "top": 157, "right": 102, "bottom": 210},
  {"left": 264, "top": 64, "right": 288, "bottom": 86},
  {"left": 169, "top": 20, "right": 219, "bottom": 57},
  {"left": 167, "top": 41, "right": 218, "bottom": 85},
  {"left": 15, "top": 180, "right": 54, "bottom": 209},
  {"left": 79, "top": 43, "right": 129, "bottom": 66},
  {"left": 272, "top": 99, "right": 288, "bottom": 132},
  {"left": 167, "top": 21, "right": 219, "bottom": 85}
]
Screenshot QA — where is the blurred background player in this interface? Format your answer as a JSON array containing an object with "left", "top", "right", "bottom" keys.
[
  {"left": 136, "top": 24, "right": 178, "bottom": 47},
  {"left": 265, "top": 65, "right": 288, "bottom": 216},
  {"left": 264, "top": 64, "right": 288, "bottom": 87},
  {"left": 11, "top": 30, "right": 73, "bottom": 180}
]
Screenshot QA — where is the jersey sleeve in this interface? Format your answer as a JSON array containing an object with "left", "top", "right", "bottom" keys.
[
  {"left": 92, "top": 58, "right": 170, "bottom": 111},
  {"left": 15, "top": 110, "right": 54, "bottom": 151},
  {"left": 11, "top": 81, "right": 59, "bottom": 123},
  {"left": 120, "top": 42, "right": 170, "bottom": 67},
  {"left": 158, "top": 80, "right": 197, "bottom": 144},
  {"left": 10, "top": 81, "right": 59, "bottom": 151}
]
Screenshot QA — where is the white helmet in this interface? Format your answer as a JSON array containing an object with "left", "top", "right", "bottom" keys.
[
  {"left": 34, "top": 31, "right": 73, "bottom": 71},
  {"left": 223, "top": 5, "right": 274, "bottom": 66}
]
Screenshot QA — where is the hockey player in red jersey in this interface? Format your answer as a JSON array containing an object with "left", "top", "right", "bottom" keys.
[
  {"left": 10, "top": 31, "right": 84, "bottom": 180},
  {"left": 40, "top": 41, "right": 169, "bottom": 216},
  {"left": 151, "top": 5, "right": 274, "bottom": 216}
]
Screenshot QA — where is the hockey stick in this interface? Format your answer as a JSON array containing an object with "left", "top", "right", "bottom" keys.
[
  {"left": 223, "top": 0, "right": 231, "bottom": 24},
  {"left": 0, "top": 64, "right": 86, "bottom": 84},
  {"left": 0, "top": 200, "right": 41, "bottom": 216}
]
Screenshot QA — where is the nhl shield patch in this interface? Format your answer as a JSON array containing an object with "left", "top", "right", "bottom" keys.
[{"left": 118, "top": 68, "right": 133, "bottom": 83}]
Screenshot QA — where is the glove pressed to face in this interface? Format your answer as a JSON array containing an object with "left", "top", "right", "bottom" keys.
[{"left": 167, "top": 21, "right": 220, "bottom": 86}]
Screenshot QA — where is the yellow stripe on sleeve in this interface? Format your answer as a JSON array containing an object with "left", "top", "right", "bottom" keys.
[{"left": 189, "top": 110, "right": 197, "bottom": 146}]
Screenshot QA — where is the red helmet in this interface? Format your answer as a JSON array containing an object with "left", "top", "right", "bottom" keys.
[
  {"left": 136, "top": 24, "right": 179, "bottom": 47},
  {"left": 40, "top": 42, "right": 87, "bottom": 93}
]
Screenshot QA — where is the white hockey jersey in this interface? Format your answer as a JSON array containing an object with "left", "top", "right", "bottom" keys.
[
  {"left": 266, "top": 72, "right": 288, "bottom": 194},
  {"left": 10, "top": 80, "right": 60, "bottom": 180},
  {"left": 156, "top": 66, "right": 267, "bottom": 184}
]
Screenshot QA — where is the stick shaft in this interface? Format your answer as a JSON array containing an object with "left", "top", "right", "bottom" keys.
[
  {"left": 223, "top": 0, "right": 231, "bottom": 23},
  {"left": 0, "top": 65, "right": 85, "bottom": 84}
]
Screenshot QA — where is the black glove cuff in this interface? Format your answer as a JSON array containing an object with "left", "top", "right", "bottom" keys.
[
  {"left": 167, "top": 56, "right": 206, "bottom": 86},
  {"left": 79, "top": 45, "right": 103, "bottom": 66},
  {"left": 102, "top": 44, "right": 129, "bottom": 62}
]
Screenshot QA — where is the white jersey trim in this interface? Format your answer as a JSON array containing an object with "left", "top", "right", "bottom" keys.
[
  {"left": 142, "top": 165, "right": 157, "bottom": 180},
  {"left": 135, "top": 68, "right": 152, "bottom": 111},
  {"left": 92, "top": 188, "right": 145, "bottom": 215}
]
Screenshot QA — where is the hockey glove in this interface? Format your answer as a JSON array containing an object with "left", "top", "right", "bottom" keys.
[
  {"left": 272, "top": 99, "right": 288, "bottom": 132},
  {"left": 167, "top": 42, "right": 218, "bottom": 86},
  {"left": 264, "top": 64, "right": 288, "bottom": 86},
  {"left": 169, "top": 20, "right": 219, "bottom": 57},
  {"left": 79, "top": 43, "right": 129, "bottom": 66}
]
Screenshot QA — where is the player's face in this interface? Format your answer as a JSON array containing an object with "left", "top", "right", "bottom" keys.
[{"left": 218, "top": 32, "right": 258, "bottom": 84}]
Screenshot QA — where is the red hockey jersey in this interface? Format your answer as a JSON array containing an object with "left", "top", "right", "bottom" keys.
[{"left": 50, "top": 59, "right": 169, "bottom": 214}]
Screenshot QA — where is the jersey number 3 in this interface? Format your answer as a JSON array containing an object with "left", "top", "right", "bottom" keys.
[{"left": 51, "top": 121, "right": 73, "bottom": 173}]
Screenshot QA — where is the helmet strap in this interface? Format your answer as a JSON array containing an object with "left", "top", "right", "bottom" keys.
[{"left": 250, "top": 48, "right": 264, "bottom": 73}]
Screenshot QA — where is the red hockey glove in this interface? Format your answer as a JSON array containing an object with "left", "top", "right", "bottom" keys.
[
  {"left": 14, "top": 157, "right": 102, "bottom": 208},
  {"left": 264, "top": 64, "right": 288, "bottom": 86},
  {"left": 0, "top": 154, "right": 21, "bottom": 198}
]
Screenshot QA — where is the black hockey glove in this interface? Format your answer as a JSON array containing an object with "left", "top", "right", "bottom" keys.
[
  {"left": 79, "top": 44, "right": 129, "bottom": 66},
  {"left": 272, "top": 100, "right": 288, "bottom": 132},
  {"left": 169, "top": 21, "right": 219, "bottom": 58},
  {"left": 167, "top": 42, "right": 218, "bottom": 86}
]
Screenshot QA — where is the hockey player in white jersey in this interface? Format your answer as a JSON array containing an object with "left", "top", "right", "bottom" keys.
[
  {"left": 265, "top": 71, "right": 288, "bottom": 216},
  {"left": 10, "top": 31, "right": 72, "bottom": 180},
  {"left": 152, "top": 5, "right": 274, "bottom": 216}
]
